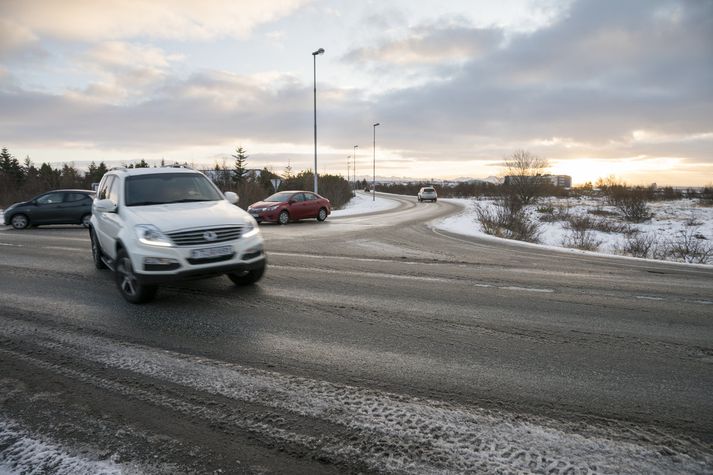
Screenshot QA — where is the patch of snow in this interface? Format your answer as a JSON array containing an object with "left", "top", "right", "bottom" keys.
[
  {"left": 435, "top": 198, "right": 713, "bottom": 266},
  {"left": 0, "top": 417, "right": 123, "bottom": 475},
  {"left": 331, "top": 192, "right": 399, "bottom": 217}
]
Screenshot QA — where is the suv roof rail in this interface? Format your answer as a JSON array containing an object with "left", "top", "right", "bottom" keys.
[
  {"left": 108, "top": 167, "right": 128, "bottom": 172},
  {"left": 162, "top": 163, "right": 194, "bottom": 170}
]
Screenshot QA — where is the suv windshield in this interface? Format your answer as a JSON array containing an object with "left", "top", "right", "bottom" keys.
[{"left": 125, "top": 173, "right": 223, "bottom": 206}]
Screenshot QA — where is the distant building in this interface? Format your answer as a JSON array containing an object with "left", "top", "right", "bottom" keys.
[
  {"left": 504, "top": 174, "right": 572, "bottom": 189},
  {"left": 545, "top": 175, "right": 572, "bottom": 188}
]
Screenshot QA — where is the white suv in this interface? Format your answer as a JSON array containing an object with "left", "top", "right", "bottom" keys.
[
  {"left": 417, "top": 186, "right": 437, "bottom": 202},
  {"left": 89, "top": 167, "right": 265, "bottom": 303}
]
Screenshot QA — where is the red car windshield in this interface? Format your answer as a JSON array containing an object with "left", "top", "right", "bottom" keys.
[{"left": 264, "top": 192, "right": 295, "bottom": 202}]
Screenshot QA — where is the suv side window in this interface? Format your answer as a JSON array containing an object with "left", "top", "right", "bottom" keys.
[
  {"left": 97, "top": 176, "right": 113, "bottom": 200},
  {"left": 107, "top": 177, "right": 120, "bottom": 205}
]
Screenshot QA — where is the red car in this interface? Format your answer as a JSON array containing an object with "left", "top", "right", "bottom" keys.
[{"left": 248, "top": 191, "right": 331, "bottom": 225}]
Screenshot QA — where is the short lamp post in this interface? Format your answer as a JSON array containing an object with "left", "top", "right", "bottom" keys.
[
  {"left": 312, "top": 47, "right": 325, "bottom": 194},
  {"left": 372, "top": 123, "right": 380, "bottom": 201}
]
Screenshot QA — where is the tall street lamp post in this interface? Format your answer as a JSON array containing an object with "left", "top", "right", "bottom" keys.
[
  {"left": 312, "top": 48, "right": 325, "bottom": 194},
  {"left": 372, "top": 123, "right": 380, "bottom": 201},
  {"left": 353, "top": 145, "right": 358, "bottom": 190}
]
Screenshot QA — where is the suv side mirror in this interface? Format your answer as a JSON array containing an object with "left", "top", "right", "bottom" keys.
[
  {"left": 224, "top": 191, "right": 239, "bottom": 204},
  {"left": 94, "top": 199, "right": 117, "bottom": 213}
]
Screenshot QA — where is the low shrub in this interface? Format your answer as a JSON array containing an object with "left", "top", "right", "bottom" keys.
[
  {"left": 538, "top": 203, "right": 571, "bottom": 223},
  {"left": 663, "top": 228, "right": 713, "bottom": 264},
  {"left": 561, "top": 217, "right": 603, "bottom": 251},
  {"left": 607, "top": 187, "right": 652, "bottom": 222},
  {"left": 474, "top": 200, "right": 540, "bottom": 243},
  {"left": 565, "top": 214, "right": 631, "bottom": 234},
  {"left": 616, "top": 232, "right": 659, "bottom": 259}
]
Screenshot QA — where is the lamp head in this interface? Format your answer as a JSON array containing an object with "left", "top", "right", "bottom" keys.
[
  {"left": 373, "top": 122, "right": 380, "bottom": 127},
  {"left": 312, "top": 48, "right": 325, "bottom": 55}
]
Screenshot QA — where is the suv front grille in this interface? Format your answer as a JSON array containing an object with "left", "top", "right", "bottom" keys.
[{"left": 167, "top": 226, "right": 242, "bottom": 246}]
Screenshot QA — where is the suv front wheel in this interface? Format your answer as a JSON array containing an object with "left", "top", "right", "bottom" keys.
[
  {"left": 227, "top": 262, "right": 266, "bottom": 286},
  {"left": 115, "top": 248, "right": 158, "bottom": 304}
]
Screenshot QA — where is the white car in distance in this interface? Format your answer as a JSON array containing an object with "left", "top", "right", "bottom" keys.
[
  {"left": 89, "top": 167, "right": 265, "bottom": 303},
  {"left": 417, "top": 187, "right": 438, "bottom": 203}
]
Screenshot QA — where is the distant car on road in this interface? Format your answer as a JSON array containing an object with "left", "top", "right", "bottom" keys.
[
  {"left": 3, "top": 189, "right": 95, "bottom": 229},
  {"left": 417, "top": 187, "right": 437, "bottom": 202},
  {"left": 248, "top": 191, "right": 331, "bottom": 225}
]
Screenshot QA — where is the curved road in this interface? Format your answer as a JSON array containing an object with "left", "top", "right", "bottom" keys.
[{"left": 1, "top": 192, "right": 712, "bottom": 474}]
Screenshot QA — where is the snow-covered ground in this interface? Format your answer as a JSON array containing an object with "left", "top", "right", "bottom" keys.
[
  {"left": 331, "top": 191, "right": 400, "bottom": 217},
  {"left": 436, "top": 197, "right": 713, "bottom": 266}
]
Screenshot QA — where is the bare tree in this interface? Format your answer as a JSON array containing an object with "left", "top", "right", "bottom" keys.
[{"left": 502, "top": 150, "right": 550, "bottom": 206}]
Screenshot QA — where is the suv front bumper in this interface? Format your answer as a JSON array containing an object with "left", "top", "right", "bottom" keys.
[{"left": 134, "top": 254, "right": 266, "bottom": 284}]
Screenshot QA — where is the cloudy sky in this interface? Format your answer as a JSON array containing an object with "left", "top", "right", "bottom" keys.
[{"left": 1, "top": 0, "right": 711, "bottom": 185}]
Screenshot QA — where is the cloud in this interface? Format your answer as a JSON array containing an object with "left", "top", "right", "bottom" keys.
[
  {"left": 66, "top": 42, "right": 184, "bottom": 103},
  {"left": 361, "top": 0, "right": 712, "bottom": 151},
  {"left": 345, "top": 23, "right": 504, "bottom": 66},
  {"left": 0, "top": 69, "right": 318, "bottom": 150},
  {"left": 0, "top": 0, "right": 310, "bottom": 42},
  {"left": 0, "top": 0, "right": 711, "bottom": 185},
  {"left": 0, "top": 18, "right": 45, "bottom": 60}
]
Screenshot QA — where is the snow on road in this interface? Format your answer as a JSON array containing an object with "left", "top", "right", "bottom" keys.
[
  {"left": 1, "top": 316, "right": 711, "bottom": 474},
  {"left": 0, "top": 417, "right": 123, "bottom": 475},
  {"left": 331, "top": 191, "right": 400, "bottom": 217}
]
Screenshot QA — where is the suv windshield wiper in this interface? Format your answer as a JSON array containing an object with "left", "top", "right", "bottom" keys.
[
  {"left": 163, "top": 198, "right": 213, "bottom": 204},
  {"left": 128, "top": 201, "right": 165, "bottom": 206}
]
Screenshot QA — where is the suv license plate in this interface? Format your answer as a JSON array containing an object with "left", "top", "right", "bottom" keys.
[{"left": 191, "top": 245, "right": 233, "bottom": 259}]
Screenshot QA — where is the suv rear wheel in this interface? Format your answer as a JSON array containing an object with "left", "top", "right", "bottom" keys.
[
  {"left": 115, "top": 248, "right": 158, "bottom": 303},
  {"left": 90, "top": 229, "right": 107, "bottom": 270}
]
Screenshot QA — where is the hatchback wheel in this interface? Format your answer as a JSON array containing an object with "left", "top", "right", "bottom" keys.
[
  {"left": 115, "top": 248, "right": 157, "bottom": 303},
  {"left": 228, "top": 262, "right": 266, "bottom": 285},
  {"left": 81, "top": 213, "right": 92, "bottom": 228},
  {"left": 317, "top": 208, "right": 328, "bottom": 222},
  {"left": 10, "top": 214, "right": 29, "bottom": 230},
  {"left": 278, "top": 210, "right": 289, "bottom": 225}
]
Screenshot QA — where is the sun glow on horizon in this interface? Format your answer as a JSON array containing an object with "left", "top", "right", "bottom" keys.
[{"left": 551, "top": 156, "right": 687, "bottom": 186}]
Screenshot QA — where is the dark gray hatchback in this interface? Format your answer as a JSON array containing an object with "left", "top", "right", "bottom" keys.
[{"left": 3, "top": 189, "right": 95, "bottom": 229}]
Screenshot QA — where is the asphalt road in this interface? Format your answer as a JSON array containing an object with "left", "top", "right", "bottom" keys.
[{"left": 1, "top": 192, "right": 712, "bottom": 474}]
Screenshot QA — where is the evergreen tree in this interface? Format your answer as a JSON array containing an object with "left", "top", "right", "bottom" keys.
[
  {"left": 0, "top": 148, "right": 25, "bottom": 186},
  {"left": 232, "top": 146, "right": 248, "bottom": 184},
  {"left": 38, "top": 163, "right": 61, "bottom": 189},
  {"left": 60, "top": 163, "right": 82, "bottom": 188}
]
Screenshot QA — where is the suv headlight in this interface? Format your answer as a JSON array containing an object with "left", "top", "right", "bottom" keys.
[
  {"left": 243, "top": 220, "right": 259, "bottom": 238},
  {"left": 135, "top": 224, "right": 173, "bottom": 247}
]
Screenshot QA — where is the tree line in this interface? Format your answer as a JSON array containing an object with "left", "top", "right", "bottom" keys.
[
  {"left": 0, "top": 146, "right": 354, "bottom": 210},
  {"left": 0, "top": 147, "right": 110, "bottom": 206}
]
